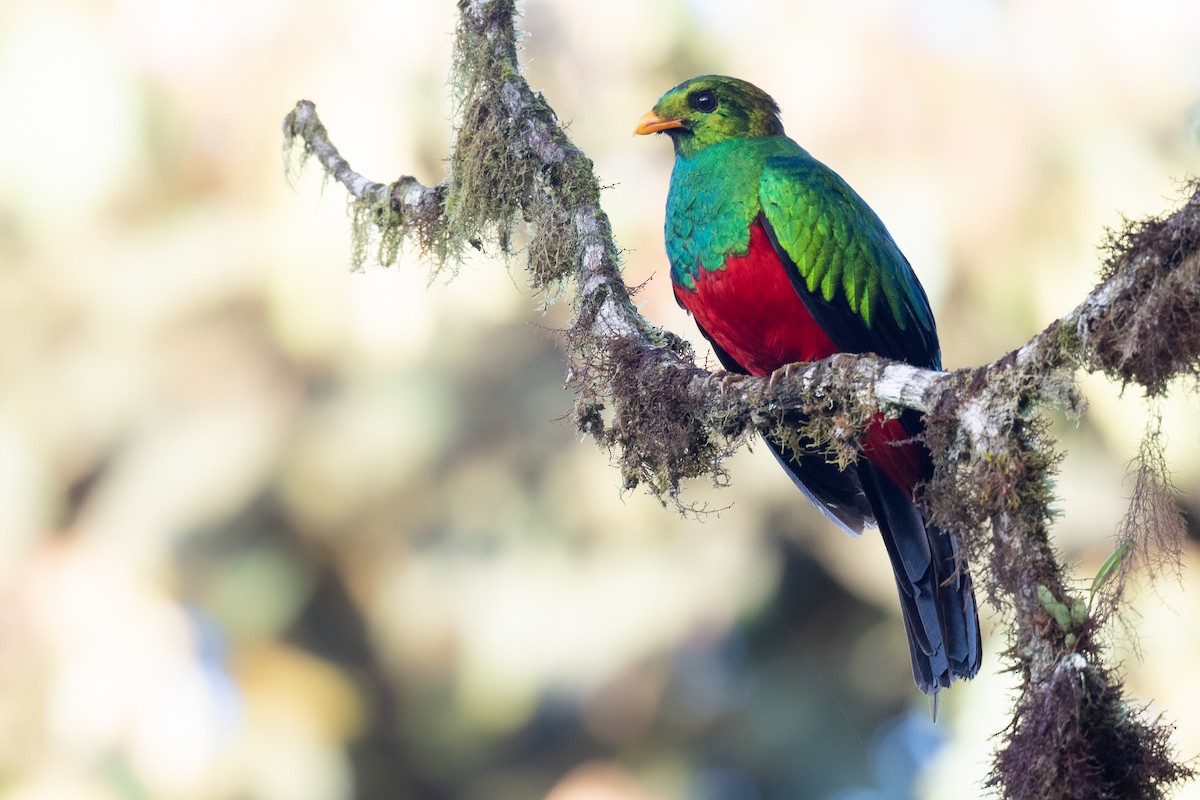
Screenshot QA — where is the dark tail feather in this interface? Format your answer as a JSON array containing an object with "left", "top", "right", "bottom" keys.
[
  {"left": 762, "top": 431, "right": 876, "bottom": 537},
  {"left": 860, "top": 463, "right": 981, "bottom": 694}
]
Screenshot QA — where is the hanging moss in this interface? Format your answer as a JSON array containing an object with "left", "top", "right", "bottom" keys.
[
  {"left": 990, "top": 658, "right": 1193, "bottom": 800},
  {"left": 284, "top": 2, "right": 1200, "bottom": 795},
  {"left": 1089, "top": 181, "right": 1200, "bottom": 394}
]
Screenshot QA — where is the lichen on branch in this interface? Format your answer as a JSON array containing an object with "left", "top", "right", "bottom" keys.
[{"left": 282, "top": 1, "right": 1200, "bottom": 796}]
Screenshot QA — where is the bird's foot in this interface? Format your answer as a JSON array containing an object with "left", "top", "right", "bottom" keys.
[
  {"left": 706, "top": 369, "right": 740, "bottom": 402},
  {"left": 766, "top": 363, "right": 798, "bottom": 393}
]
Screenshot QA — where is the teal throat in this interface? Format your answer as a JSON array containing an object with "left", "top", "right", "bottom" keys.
[{"left": 665, "top": 136, "right": 806, "bottom": 290}]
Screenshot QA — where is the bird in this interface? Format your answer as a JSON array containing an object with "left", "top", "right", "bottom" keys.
[{"left": 635, "top": 75, "right": 980, "bottom": 696}]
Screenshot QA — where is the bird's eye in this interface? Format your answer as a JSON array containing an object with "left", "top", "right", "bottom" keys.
[{"left": 689, "top": 90, "right": 718, "bottom": 113}]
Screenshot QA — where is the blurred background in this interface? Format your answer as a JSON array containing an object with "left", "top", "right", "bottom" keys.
[{"left": 2, "top": 1, "right": 1200, "bottom": 798}]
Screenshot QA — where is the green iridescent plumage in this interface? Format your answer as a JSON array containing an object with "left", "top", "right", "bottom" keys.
[
  {"left": 639, "top": 75, "right": 979, "bottom": 695},
  {"left": 665, "top": 136, "right": 793, "bottom": 285},
  {"left": 760, "top": 156, "right": 920, "bottom": 332},
  {"left": 653, "top": 75, "right": 938, "bottom": 367}
]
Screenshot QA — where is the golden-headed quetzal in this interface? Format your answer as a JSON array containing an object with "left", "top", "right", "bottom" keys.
[{"left": 636, "top": 75, "right": 980, "bottom": 695}]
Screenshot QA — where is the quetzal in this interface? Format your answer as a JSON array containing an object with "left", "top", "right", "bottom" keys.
[{"left": 635, "top": 75, "right": 980, "bottom": 695}]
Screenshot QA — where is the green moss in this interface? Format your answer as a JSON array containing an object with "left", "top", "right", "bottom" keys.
[
  {"left": 349, "top": 191, "right": 401, "bottom": 271},
  {"left": 281, "top": 102, "right": 320, "bottom": 180}
]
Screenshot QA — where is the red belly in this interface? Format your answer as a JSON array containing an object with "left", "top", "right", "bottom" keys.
[
  {"left": 674, "top": 221, "right": 924, "bottom": 494},
  {"left": 675, "top": 222, "right": 838, "bottom": 374}
]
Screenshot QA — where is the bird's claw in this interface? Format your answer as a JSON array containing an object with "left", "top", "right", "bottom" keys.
[
  {"left": 707, "top": 369, "right": 740, "bottom": 401},
  {"left": 767, "top": 363, "right": 798, "bottom": 393}
]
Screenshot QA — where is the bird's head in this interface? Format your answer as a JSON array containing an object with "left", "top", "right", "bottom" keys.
[{"left": 634, "top": 75, "right": 784, "bottom": 158}]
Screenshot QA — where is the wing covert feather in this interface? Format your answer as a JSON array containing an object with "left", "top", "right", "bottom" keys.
[{"left": 759, "top": 156, "right": 940, "bottom": 369}]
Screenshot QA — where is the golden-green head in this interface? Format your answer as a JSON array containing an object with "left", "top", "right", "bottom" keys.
[{"left": 634, "top": 75, "right": 785, "bottom": 158}]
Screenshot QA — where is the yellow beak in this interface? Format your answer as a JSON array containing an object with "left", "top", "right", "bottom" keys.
[{"left": 634, "top": 110, "right": 684, "bottom": 135}]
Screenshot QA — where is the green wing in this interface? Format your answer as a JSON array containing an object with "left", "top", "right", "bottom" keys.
[{"left": 759, "top": 155, "right": 940, "bottom": 369}]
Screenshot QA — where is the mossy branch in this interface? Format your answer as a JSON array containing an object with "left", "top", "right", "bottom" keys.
[{"left": 282, "top": 1, "right": 1200, "bottom": 796}]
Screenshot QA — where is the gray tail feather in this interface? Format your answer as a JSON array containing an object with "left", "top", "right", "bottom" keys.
[{"left": 860, "top": 462, "right": 981, "bottom": 694}]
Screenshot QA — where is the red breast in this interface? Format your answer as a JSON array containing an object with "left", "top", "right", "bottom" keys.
[{"left": 674, "top": 220, "right": 925, "bottom": 494}]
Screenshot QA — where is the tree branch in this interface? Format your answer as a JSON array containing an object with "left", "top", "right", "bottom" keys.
[{"left": 283, "top": 1, "right": 1200, "bottom": 796}]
